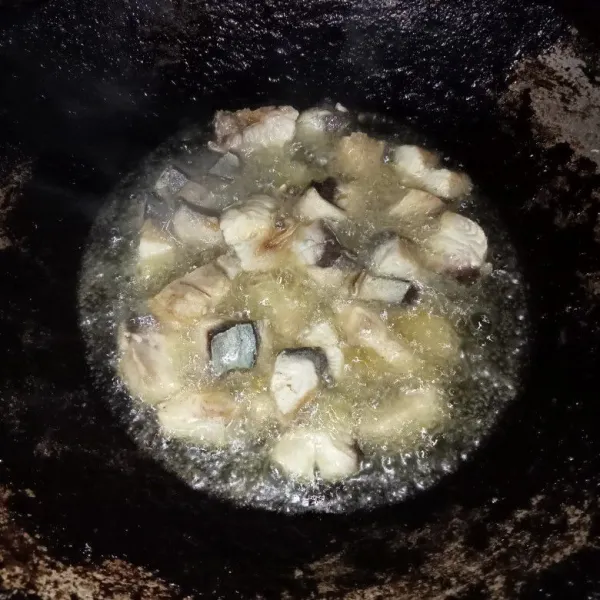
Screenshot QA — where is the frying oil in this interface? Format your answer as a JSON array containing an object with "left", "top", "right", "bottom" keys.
[{"left": 78, "top": 114, "right": 530, "bottom": 512}]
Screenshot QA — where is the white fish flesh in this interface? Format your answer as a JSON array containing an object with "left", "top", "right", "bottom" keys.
[
  {"left": 291, "top": 221, "right": 342, "bottom": 267},
  {"left": 270, "top": 429, "right": 317, "bottom": 481},
  {"left": 172, "top": 204, "right": 225, "bottom": 248},
  {"left": 270, "top": 429, "right": 358, "bottom": 482},
  {"left": 210, "top": 106, "right": 299, "bottom": 154},
  {"left": 270, "top": 349, "right": 324, "bottom": 415},
  {"left": 272, "top": 430, "right": 358, "bottom": 482},
  {"left": 138, "top": 220, "right": 174, "bottom": 261},
  {"left": 421, "top": 211, "right": 488, "bottom": 274},
  {"left": 421, "top": 168, "right": 473, "bottom": 200},
  {"left": 358, "top": 386, "right": 445, "bottom": 446},
  {"left": 156, "top": 389, "right": 237, "bottom": 446},
  {"left": 176, "top": 181, "right": 218, "bottom": 213},
  {"left": 295, "top": 107, "right": 352, "bottom": 137},
  {"left": 215, "top": 252, "right": 242, "bottom": 280},
  {"left": 392, "top": 145, "right": 439, "bottom": 175},
  {"left": 148, "top": 262, "right": 231, "bottom": 328},
  {"left": 137, "top": 220, "right": 175, "bottom": 281},
  {"left": 305, "top": 265, "right": 351, "bottom": 291},
  {"left": 350, "top": 271, "right": 413, "bottom": 304},
  {"left": 294, "top": 187, "right": 347, "bottom": 223},
  {"left": 313, "top": 432, "right": 358, "bottom": 481},
  {"left": 241, "top": 111, "right": 298, "bottom": 153},
  {"left": 299, "top": 321, "right": 345, "bottom": 380},
  {"left": 294, "top": 108, "right": 351, "bottom": 167},
  {"left": 335, "top": 304, "right": 419, "bottom": 373},
  {"left": 118, "top": 327, "right": 181, "bottom": 404},
  {"left": 370, "top": 236, "right": 423, "bottom": 282},
  {"left": 388, "top": 189, "right": 445, "bottom": 222},
  {"left": 391, "top": 145, "right": 472, "bottom": 200},
  {"left": 220, "top": 195, "right": 277, "bottom": 245},
  {"left": 219, "top": 195, "right": 289, "bottom": 271}
]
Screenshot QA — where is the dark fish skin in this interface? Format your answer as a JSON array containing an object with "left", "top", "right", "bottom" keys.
[{"left": 311, "top": 177, "right": 338, "bottom": 203}]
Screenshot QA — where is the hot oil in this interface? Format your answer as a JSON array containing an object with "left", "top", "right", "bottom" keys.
[{"left": 78, "top": 115, "right": 530, "bottom": 513}]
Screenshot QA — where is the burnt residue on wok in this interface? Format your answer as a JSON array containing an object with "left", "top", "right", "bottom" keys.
[{"left": 0, "top": 0, "right": 599, "bottom": 598}]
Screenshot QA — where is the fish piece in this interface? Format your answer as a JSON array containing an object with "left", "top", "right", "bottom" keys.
[
  {"left": 154, "top": 165, "right": 188, "bottom": 200},
  {"left": 176, "top": 181, "right": 219, "bottom": 214},
  {"left": 137, "top": 220, "right": 176, "bottom": 282},
  {"left": 219, "top": 195, "right": 291, "bottom": 271},
  {"left": 299, "top": 321, "right": 345, "bottom": 380},
  {"left": 156, "top": 389, "right": 237, "bottom": 446},
  {"left": 215, "top": 252, "right": 242, "bottom": 280},
  {"left": 351, "top": 271, "right": 414, "bottom": 304},
  {"left": 271, "top": 429, "right": 317, "bottom": 481},
  {"left": 207, "top": 152, "right": 241, "bottom": 180},
  {"left": 211, "top": 106, "right": 299, "bottom": 154},
  {"left": 303, "top": 237, "right": 359, "bottom": 292},
  {"left": 421, "top": 211, "right": 488, "bottom": 275},
  {"left": 291, "top": 221, "right": 344, "bottom": 267},
  {"left": 358, "top": 386, "right": 445, "bottom": 446},
  {"left": 243, "top": 392, "right": 280, "bottom": 430},
  {"left": 118, "top": 326, "right": 181, "bottom": 404},
  {"left": 172, "top": 204, "right": 225, "bottom": 248},
  {"left": 305, "top": 265, "right": 351, "bottom": 291},
  {"left": 392, "top": 145, "right": 439, "bottom": 176},
  {"left": 313, "top": 432, "right": 358, "bottom": 481},
  {"left": 270, "top": 349, "right": 326, "bottom": 415},
  {"left": 333, "top": 132, "right": 385, "bottom": 177},
  {"left": 388, "top": 189, "right": 445, "bottom": 222},
  {"left": 211, "top": 111, "right": 243, "bottom": 153},
  {"left": 138, "top": 221, "right": 174, "bottom": 261},
  {"left": 295, "top": 107, "right": 353, "bottom": 137},
  {"left": 391, "top": 145, "right": 472, "bottom": 200},
  {"left": 390, "top": 310, "right": 460, "bottom": 362},
  {"left": 210, "top": 322, "right": 257, "bottom": 376},
  {"left": 335, "top": 304, "right": 418, "bottom": 374},
  {"left": 240, "top": 108, "right": 298, "bottom": 153},
  {"left": 239, "top": 217, "right": 297, "bottom": 271},
  {"left": 423, "top": 169, "right": 473, "bottom": 200},
  {"left": 294, "top": 187, "right": 347, "bottom": 223},
  {"left": 294, "top": 106, "right": 352, "bottom": 168},
  {"left": 270, "top": 428, "right": 358, "bottom": 482},
  {"left": 148, "top": 263, "right": 231, "bottom": 328},
  {"left": 370, "top": 236, "right": 424, "bottom": 282},
  {"left": 220, "top": 195, "right": 277, "bottom": 246}
]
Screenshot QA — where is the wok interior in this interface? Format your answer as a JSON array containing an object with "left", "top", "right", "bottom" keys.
[{"left": 0, "top": 90, "right": 576, "bottom": 590}]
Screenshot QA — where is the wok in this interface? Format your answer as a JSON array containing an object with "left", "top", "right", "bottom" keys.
[{"left": 0, "top": 0, "right": 599, "bottom": 597}]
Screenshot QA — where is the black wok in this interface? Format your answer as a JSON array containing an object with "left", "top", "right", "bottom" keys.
[{"left": 0, "top": 0, "right": 599, "bottom": 597}]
